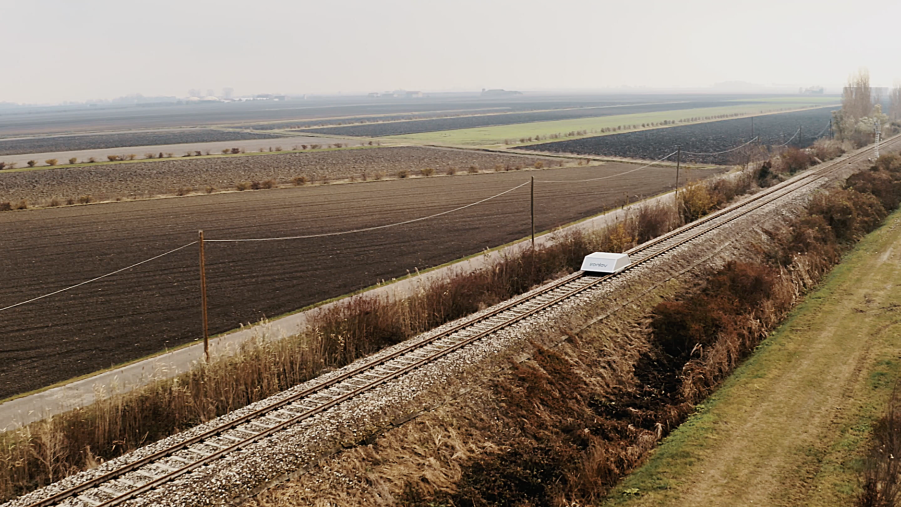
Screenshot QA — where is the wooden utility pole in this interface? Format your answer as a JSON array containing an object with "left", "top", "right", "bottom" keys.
[
  {"left": 198, "top": 230, "right": 209, "bottom": 361},
  {"left": 674, "top": 147, "right": 682, "bottom": 199},
  {"left": 530, "top": 176, "right": 535, "bottom": 248}
]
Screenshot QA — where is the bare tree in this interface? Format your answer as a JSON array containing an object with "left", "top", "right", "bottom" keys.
[
  {"left": 842, "top": 68, "right": 873, "bottom": 121},
  {"left": 890, "top": 82, "right": 901, "bottom": 121}
]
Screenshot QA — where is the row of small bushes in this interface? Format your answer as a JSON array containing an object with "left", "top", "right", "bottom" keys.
[
  {"left": 0, "top": 141, "right": 381, "bottom": 170},
  {"left": 501, "top": 110, "right": 772, "bottom": 145}
]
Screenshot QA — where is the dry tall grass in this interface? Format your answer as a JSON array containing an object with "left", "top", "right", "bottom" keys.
[{"left": 858, "top": 386, "right": 901, "bottom": 507}]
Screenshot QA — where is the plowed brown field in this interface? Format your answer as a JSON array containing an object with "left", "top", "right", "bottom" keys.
[{"left": 0, "top": 163, "right": 724, "bottom": 399}]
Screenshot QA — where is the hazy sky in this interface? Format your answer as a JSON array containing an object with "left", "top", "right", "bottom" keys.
[{"left": 3, "top": 0, "right": 899, "bottom": 103}]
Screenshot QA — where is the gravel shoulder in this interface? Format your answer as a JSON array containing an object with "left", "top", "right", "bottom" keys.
[{"left": 604, "top": 211, "right": 901, "bottom": 506}]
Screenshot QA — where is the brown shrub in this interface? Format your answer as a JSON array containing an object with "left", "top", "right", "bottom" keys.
[
  {"left": 446, "top": 167, "right": 457, "bottom": 175},
  {"left": 858, "top": 385, "right": 901, "bottom": 507},
  {"left": 250, "top": 181, "right": 262, "bottom": 190},
  {"left": 811, "top": 139, "right": 844, "bottom": 161},
  {"left": 468, "top": 166, "right": 479, "bottom": 174},
  {"left": 235, "top": 182, "right": 250, "bottom": 191},
  {"left": 756, "top": 160, "right": 781, "bottom": 188},
  {"left": 261, "top": 179, "right": 276, "bottom": 189},
  {"left": 292, "top": 176, "right": 308, "bottom": 186},
  {"left": 106, "top": 155, "right": 119, "bottom": 162},
  {"left": 845, "top": 169, "right": 901, "bottom": 211},
  {"left": 396, "top": 170, "right": 409, "bottom": 179},
  {"left": 205, "top": 186, "right": 215, "bottom": 194},
  {"left": 678, "top": 181, "right": 717, "bottom": 222},
  {"left": 635, "top": 203, "right": 680, "bottom": 243},
  {"left": 77, "top": 195, "right": 93, "bottom": 204},
  {"left": 652, "top": 262, "right": 780, "bottom": 359},
  {"left": 875, "top": 152, "right": 901, "bottom": 173},
  {"left": 68, "top": 158, "right": 77, "bottom": 165},
  {"left": 807, "top": 188, "right": 886, "bottom": 243},
  {"left": 49, "top": 198, "right": 61, "bottom": 207},
  {"left": 0, "top": 162, "right": 5, "bottom": 170},
  {"left": 779, "top": 147, "right": 813, "bottom": 174},
  {"left": 44, "top": 159, "right": 58, "bottom": 167},
  {"left": 420, "top": 167, "right": 435, "bottom": 177},
  {"left": 26, "top": 160, "right": 36, "bottom": 167},
  {"left": 0, "top": 202, "right": 11, "bottom": 211}
]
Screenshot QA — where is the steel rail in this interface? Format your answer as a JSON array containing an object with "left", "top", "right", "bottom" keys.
[{"left": 24, "top": 135, "right": 898, "bottom": 507}]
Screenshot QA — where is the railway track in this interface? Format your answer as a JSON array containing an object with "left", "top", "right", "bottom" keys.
[{"left": 15, "top": 136, "right": 898, "bottom": 507}]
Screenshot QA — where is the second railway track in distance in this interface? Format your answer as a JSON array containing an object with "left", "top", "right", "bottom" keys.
[{"left": 13, "top": 135, "right": 898, "bottom": 507}]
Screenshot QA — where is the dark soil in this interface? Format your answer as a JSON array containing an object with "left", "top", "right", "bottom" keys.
[
  {"left": 522, "top": 107, "right": 836, "bottom": 164},
  {"left": 0, "top": 129, "right": 288, "bottom": 156},
  {"left": 0, "top": 146, "right": 559, "bottom": 205},
  {"left": 0, "top": 163, "right": 724, "bottom": 399},
  {"left": 299, "top": 101, "right": 754, "bottom": 137}
]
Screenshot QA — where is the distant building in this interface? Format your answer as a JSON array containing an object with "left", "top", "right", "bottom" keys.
[
  {"left": 405, "top": 91, "right": 423, "bottom": 98},
  {"left": 799, "top": 86, "right": 824, "bottom": 95},
  {"left": 368, "top": 92, "right": 380, "bottom": 98},
  {"left": 481, "top": 89, "right": 522, "bottom": 97}
]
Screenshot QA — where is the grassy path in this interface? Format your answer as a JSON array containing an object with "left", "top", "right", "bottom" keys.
[{"left": 604, "top": 211, "right": 901, "bottom": 506}]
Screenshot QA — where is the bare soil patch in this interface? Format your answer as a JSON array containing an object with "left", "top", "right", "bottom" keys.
[
  {"left": 0, "top": 163, "right": 723, "bottom": 399},
  {"left": 0, "top": 147, "right": 561, "bottom": 206}
]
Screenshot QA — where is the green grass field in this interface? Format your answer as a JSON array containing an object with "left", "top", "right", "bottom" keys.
[{"left": 386, "top": 100, "right": 839, "bottom": 148}]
